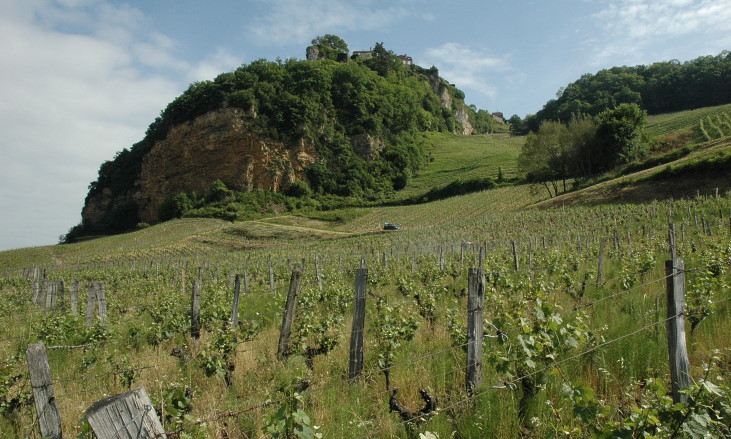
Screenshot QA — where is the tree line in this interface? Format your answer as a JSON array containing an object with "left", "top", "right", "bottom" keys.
[{"left": 521, "top": 51, "right": 731, "bottom": 132}]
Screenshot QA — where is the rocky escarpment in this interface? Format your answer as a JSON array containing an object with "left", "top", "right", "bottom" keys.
[
  {"left": 83, "top": 109, "right": 316, "bottom": 225},
  {"left": 427, "top": 72, "right": 474, "bottom": 135}
]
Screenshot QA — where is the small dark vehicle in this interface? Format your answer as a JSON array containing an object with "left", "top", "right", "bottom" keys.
[{"left": 383, "top": 222, "right": 401, "bottom": 230}]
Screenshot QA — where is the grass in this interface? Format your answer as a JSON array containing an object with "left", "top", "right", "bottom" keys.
[{"left": 394, "top": 132, "right": 524, "bottom": 201}]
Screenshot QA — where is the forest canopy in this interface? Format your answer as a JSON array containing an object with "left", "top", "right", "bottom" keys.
[{"left": 527, "top": 51, "right": 731, "bottom": 131}]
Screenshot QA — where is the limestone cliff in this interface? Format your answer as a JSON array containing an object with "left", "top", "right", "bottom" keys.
[
  {"left": 83, "top": 108, "right": 316, "bottom": 224},
  {"left": 427, "top": 72, "right": 474, "bottom": 135}
]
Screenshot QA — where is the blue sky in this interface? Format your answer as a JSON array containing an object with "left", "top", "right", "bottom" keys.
[{"left": 1, "top": 0, "right": 730, "bottom": 251}]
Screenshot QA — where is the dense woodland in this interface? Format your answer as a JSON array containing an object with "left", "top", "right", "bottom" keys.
[{"left": 522, "top": 51, "right": 731, "bottom": 131}]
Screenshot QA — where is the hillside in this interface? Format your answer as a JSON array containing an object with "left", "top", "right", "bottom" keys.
[
  {"left": 2, "top": 102, "right": 731, "bottom": 438},
  {"left": 73, "top": 40, "right": 499, "bottom": 240},
  {"left": 6, "top": 103, "right": 731, "bottom": 270}
]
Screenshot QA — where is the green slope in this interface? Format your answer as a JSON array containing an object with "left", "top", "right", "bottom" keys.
[
  {"left": 395, "top": 132, "right": 523, "bottom": 200},
  {"left": 645, "top": 102, "right": 731, "bottom": 137}
]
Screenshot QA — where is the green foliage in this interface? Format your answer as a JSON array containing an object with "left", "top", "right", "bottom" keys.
[
  {"left": 532, "top": 51, "right": 731, "bottom": 127},
  {"left": 371, "top": 296, "right": 420, "bottom": 370},
  {"left": 595, "top": 103, "right": 647, "bottom": 170},
  {"left": 561, "top": 358, "right": 731, "bottom": 438},
  {"left": 153, "top": 383, "right": 206, "bottom": 439},
  {"left": 310, "top": 34, "right": 348, "bottom": 61},
  {"left": 0, "top": 358, "right": 30, "bottom": 418},
  {"left": 264, "top": 381, "right": 322, "bottom": 439},
  {"left": 519, "top": 105, "right": 646, "bottom": 184}
]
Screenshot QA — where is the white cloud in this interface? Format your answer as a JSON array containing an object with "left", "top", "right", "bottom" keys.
[
  {"left": 0, "top": 0, "right": 185, "bottom": 250},
  {"left": 590, "top": 0, "right": 731, "bottom": 65},
  {"left": 187, "top": 48, "right": 242, "bottom": 83},
  {"left": 249, "top": 0, "right": 410, "bottom": 45},
  {"left": 421, "top": 43, "right": 510, "bottom": 98}
]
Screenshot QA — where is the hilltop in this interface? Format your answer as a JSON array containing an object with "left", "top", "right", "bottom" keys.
[{"left": 71, "top": 37, "right": 500, "bottom": 241}]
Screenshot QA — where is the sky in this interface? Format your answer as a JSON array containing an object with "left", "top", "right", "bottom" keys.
[{"left": 1, "top": 0, "right": 730, "bottom": 251}]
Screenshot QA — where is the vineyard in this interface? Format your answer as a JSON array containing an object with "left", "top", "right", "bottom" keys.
[
  {"left": 644, "top": 102, "right": 731, "bottom": 138},
  {"left": 1, "top": 185, "right": 730, "bottom": 437}
]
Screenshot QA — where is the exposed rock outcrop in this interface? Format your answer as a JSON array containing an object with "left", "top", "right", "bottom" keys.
[
  {"left": 350, "top": 134, "right": 385, "bottom": 161},
  {"left": 82, "top": 109, "right": 317, "bottom": 224}
]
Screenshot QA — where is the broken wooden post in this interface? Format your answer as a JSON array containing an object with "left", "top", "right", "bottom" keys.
[
  {"left": 466, "top": 268, "right": 485, "bottom": 396},
  {"left": 26, "top": 342, "right": 62, "bottom": 439},
  {"left": 665, "top": 258, "right": 690, "bottom": 404},
  {"left": 85, "top": 387, "right": 166, "bottom": 439},
  {"left": 349, "top": 268, "right": 368, "bottom": 381},
  {"left": 277, "top": 266, "right": 303, "bottom": 360}
]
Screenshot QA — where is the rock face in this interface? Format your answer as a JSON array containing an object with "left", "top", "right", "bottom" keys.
[
  {"left": 427, "top": 72, "right": 474, "bottom": 135},
  {"left": 350, "top": 134, "right": 385, "bottom": 161},
  {"left": 83, "top": 108, "right": 317, "bottom": 224}
]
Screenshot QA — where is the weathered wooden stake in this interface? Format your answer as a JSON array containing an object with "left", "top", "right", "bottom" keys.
[
  {"left": 665, "top": 259, "right": 690, "bottom": 404},
  {"left": 86, "top": 283, "right": 97, "bottom": 327},
  {"left": 70, "top": 280, "right": 79, "bottom": 316},
  {"left": 269, "top": 262, "right": 275, "bottom": 294},
  {"left": 231, "top": 274, "right": 242, "bottom": 327},
  {"left": 277, "top": 266, "right": 303, "bottom": 360},
  {"left": 511, "top": 240, "right": 519, "bottom": 272},
  {"left": 466, "top": 268, "right": 485, "bottom": 395},
  {"left": 44, "top": 283, "right": 54, "bottom": 312},
  {"left": 596, "top": 237, "right": 606, "bottom": 287},
  {"left": 191, "top": 279, "right": 201, "bottom": 339},
  {"left": 315, "top": 256, "right": 323, "bottom": 294},
  {"left": 85, "top": 387, "right": 166, "bottom": 439},
  {"left": 26, "top": 342, "right": 62, "bottom": 439},
  {"left": 528, "top": 241, "right": 535, "bottom": 284},
  {"left": 348, "top": 268, "right": 368, "bottom": 380},
  {"left": 96, "top": 283, "right": 107, "bottom": 325}
]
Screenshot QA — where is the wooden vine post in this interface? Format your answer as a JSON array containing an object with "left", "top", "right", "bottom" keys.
[
  {"left": 230, "top": 274, "right": 242, "bottom": 327},
  {"left": 511, "top": 240, "right": 519, "bottom": 272},
  {"left": 85, "top": 387, "right": 166, "bottom": 439},
  {"left": 277, "top": 266, "right": 303, "bottom": 360},
  {"left": 191, "top": 279, "right": 202, "bottom": 340},
  {"left": 26, "top": 342, "right": 62, "bottom": 439},
  {"left": 466, "top": 267, "right": 485, "bottom": 395},
  {"left": 665, "top": 257, "right": 690, "bottom": 404},
  {"left": 86, "top": 283, "right": 97, "bottom": 327},
  {"left": 348, "top": 268, "right": 368, "bottom": 380},
  {"left": 70, "top": 280, "right": 79, "bottom": 316},
  {"left": 96, "top": 283, "right": 107, "bottom": 325},
  {"left": 596, "top": 237, "right": 606, "bottom": 287},
  {"left": 269, "top": 262, "right": 275, "bottom": 294}
]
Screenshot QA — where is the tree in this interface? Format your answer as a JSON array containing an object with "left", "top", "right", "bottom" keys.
[
  {"left": 593, "top": 103, "right": 646, "bottom": 171},
  {"left": 518, "top": 121, "right": 567, "bottom": 197},
  {"left": 311, "top": 34, "right": 349, "bottom": 61},
  {"left": 366, "top": 42, "right": 402, "bottom": 76},
  {"left": 508, "top": 114, "right": 526, "bottom": 135}
]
